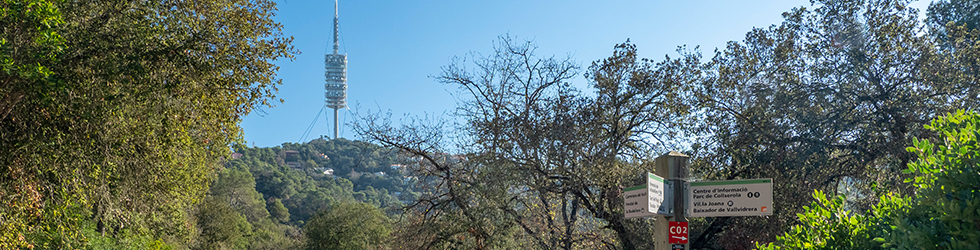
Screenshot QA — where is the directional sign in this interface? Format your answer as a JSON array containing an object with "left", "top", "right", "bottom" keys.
[
  {"left": 686, "top": 178, "right": 773, "bottom": 217},
  {"left": 623, "top": 185, "right": 650, "bottom": 218},
  {"left": 668, "top": 221, "right": 688, "bottom": 244},
  {"left": 647, "top": 173, "right": 669, "bottom": 215},
  {"left": 624, "top": 172, "right": 670, "bottom": 218}
]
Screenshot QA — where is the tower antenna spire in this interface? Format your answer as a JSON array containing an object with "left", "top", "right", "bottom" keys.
[{"left": 333, "top": 0, "right": 339, "bottom": 55}]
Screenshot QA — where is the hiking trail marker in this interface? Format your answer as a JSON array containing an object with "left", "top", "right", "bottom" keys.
[
  {"left": 668, "top": 221, "right": 688, "bottom": 244},
  {"left": 626, "top": 152, "right": 775, "bottom": 250}
]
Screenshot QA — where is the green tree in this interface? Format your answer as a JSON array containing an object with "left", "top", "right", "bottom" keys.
[
  {"left": 1, "top": 0, "right": 294, "bottom": 247},
  {"left": 195, "top": 196, "right": 253, "bottom": 250},
  {"left": 927, "top": 0, "right": 980, "bottom": 44},
  {"left": 268, "top": 198, "right": 291, "bottom": 223},
  {"left": 668, "top": 0, "right": 980, "bottom": 247},
  {"left": 756, "top": 190, "right": 893, "bottom": 250},
  {"left": 886, "top": 110, "right": 980, "bottom": 249},
  {"left": 760, "top": 110, "right": 980, "bottom": 249},
  {"left": 209, "top": 139, "right": 412, "bottom": 248},
  {"left": 304, "top": 202, "right": 391, "bottom": 250},
  {"left": 194, "top": 165, "right": 306, "bottom": 249},
  {"left": 210, "top": 168, "right": 272, "bottom": 223},
  {"left": 0, "top": 0, "right": 68, "bottom": 248}
]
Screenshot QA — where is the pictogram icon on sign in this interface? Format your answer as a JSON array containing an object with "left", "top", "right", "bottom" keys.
[{"left": 668, "top": 221, "right": 688, "bottom": 244}]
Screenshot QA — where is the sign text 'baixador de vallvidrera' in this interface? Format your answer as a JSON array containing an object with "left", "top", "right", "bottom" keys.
[{"left": 687, "top": 178, "right": 773, "bottom": 217}]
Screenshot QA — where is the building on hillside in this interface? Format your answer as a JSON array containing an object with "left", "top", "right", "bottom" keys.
[
  {"left": 317, "top": 168, "right": 335, "bottom": 175},
  {"left": 284, "top": 150, "right": 302, "bottom": 170}
]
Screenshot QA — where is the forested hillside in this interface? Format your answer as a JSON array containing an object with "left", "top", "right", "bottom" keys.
[
  {"left": 233, "top": 138, "right": 413, "bottom": 220},
  {"left": 185, "top": 138, "right": 413, "bottom": 248}
]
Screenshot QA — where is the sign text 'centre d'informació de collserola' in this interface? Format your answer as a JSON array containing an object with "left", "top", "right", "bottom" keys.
[
  {"left": 686, "top": 178, "right": 773, "bottom": 217},
  {"left": 624, "top": 172, "right": 670, "bottom": 218}
]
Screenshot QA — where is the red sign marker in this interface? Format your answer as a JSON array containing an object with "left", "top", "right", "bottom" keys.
[{"left": 669, "top": 221, "right": 688, "bottom": 244}]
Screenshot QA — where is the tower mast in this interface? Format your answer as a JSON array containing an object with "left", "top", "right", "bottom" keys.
[
  {"left": 333, "top": 0, "right": 339, "bottom": 55},
  {"left": 324, "top": 0, "right": 347, "bottom": 140}
]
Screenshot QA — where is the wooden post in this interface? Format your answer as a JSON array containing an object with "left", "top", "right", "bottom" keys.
[{"left": 654, "top": 151, "right": 689, "bottom": 250}]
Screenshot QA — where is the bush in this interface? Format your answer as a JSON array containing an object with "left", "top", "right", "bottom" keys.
[
  {"left": 760, "top": 110, "right": 980, "bottom": 249},
  {"left": 304, "top": 202, "right": 391, "bottom": 250}
]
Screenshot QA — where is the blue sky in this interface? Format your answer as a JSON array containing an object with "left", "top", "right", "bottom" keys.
[{"left": 240, "top": 0, "right": 931, "bottom": 148}]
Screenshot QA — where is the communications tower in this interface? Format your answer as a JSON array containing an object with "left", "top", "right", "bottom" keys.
[{"left": 324, "top": 0, "right": 347, "bottom": 139}]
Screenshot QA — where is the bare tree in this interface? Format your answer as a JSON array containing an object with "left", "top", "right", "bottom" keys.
[{"left": 355, "top": 37, "right": 690, "bottom": 250}]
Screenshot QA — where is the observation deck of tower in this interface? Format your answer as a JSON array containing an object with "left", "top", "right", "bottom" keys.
[{"left": 324, "top": 0, "right": 347, "bottom": 139}]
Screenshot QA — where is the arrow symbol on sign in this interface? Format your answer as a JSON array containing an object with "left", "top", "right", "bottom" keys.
[{"left": 671, "top": 236, "right": 687, "bottom": 241}]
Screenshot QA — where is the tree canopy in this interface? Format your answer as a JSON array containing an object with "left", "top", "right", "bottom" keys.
[
  {"left": 677, "top": 0, "right": 980, "bottom": 247},
  {"left": 304, "top": 202, "right": 392, "bottom": 250},
  {"left": 1, "top": 0, "right": 294, "bottom": 248},
  {"left": 760, "top": 110, "right": 980, "bottom": 249}
]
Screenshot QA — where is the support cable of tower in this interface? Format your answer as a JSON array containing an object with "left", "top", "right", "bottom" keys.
[{"left": 299, "top": 105, "right": 326, "bottom": 143}]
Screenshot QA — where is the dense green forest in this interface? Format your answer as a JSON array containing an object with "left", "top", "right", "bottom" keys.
[
  {"left": 82, "top": 138, "right": 410, "bottom": 249},
  {"left": 2, "top": 0, "right": 979, "bottom": 249},
  {"left": 178, "top": 138, "right": 411, "bottom": 249}
]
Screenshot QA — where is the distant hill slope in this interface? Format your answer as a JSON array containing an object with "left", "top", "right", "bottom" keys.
[
  {"left": 170, "top": 138, "right": 418, "bottom": 248},
  {"left": 228, "top": 138, "right": 417, "bottom": 224}
]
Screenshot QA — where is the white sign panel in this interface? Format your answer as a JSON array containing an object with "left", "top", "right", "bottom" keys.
[
  {"left": 624, "top": 186, "right": 651, "bottom": 218},
  {"left": 686, "top": 178, "right": 773, "bottom": 217},
  {"left": 648, "top": 173, "right": 669, "bottom": 215},
  {"left": 625, "top": 172, "right": 670, "bottom": 218}
]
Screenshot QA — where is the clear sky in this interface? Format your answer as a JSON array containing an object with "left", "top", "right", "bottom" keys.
[{"left": 240, "top": 0, "right": 931, "bottom": 148}]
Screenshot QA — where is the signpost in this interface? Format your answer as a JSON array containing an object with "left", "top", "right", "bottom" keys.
[
  {"left": 686, "top": 179, "right": 773, "bottom": 217},
  {"left": 624, "top": 172, "right": 670, "bottom": 218},
  {"left": 668, "top": 221, "right": 688, "bottom": 244},
  {"left": 625, "top": 152, "right": 775, "bottom": 249},
  {"left": 653, "top": 152, "right": 689, "bottom": 250}
]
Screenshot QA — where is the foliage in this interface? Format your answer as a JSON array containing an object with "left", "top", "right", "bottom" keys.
[
  {"left": 0, "top": 1, "right": 68, "bottom": 248},
  {"left": 83, "top": 225, "right": 176, "bottom": 250},
  {"left": 0, "top": 0, "right": 63, "bottom": 85},
  {"left": 756, "top": 190, "right": 894, "bottom": 250},
  {"left": 268, "top": 198, "right": 290, "bottom": 223},
  {"left": 192, "top": 162, "right": 307, "bottom": 249},
  {"left": 194, "top": 196, "right": 253, "bottom": 250},
  {"left": 927, "top": 0, "right": 980, "bottom": 44},
  {"left": 229, "top": 138, "right": 408, "bottom": 225},
  {"left": 760, "top": 110, "right": 980, "bottom": 250},
  {"left": 159, "top": 138, "right": 412, "bottom": 249},
  {"left": 1, "top": 0, "right": 294, "bottom": 247},
  {"left": 886, "top": 110, "right": 980, "bottom": 249},
  {"left": 209, "top": 168, "right": 272, "bottom": 223},
  {"left": 670, "top": 0, "right": 980, "bottom": 247},
  {"left": 304, "top": 202, "right": 392, "bottom": 250}
]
